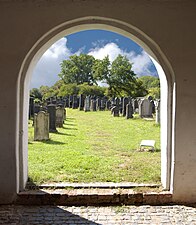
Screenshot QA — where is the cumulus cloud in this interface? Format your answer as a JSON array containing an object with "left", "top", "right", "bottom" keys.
[
  {"left": 30, "top": 39, "right": 156, "bottom": 88},
  {"left": 30, "top": 38, "right": 82, "bottom": 88},
  {"left": 89, "top": 42, "right": 155, "bottom": 76}
]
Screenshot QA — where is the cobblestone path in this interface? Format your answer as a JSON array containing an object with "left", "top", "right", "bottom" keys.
[{"left": 0, "top": 204, "right": 196, "bottom": 224}]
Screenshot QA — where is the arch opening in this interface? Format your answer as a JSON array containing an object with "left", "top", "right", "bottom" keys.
[{"left": 18, "top": 17, "right": 175, "bottom": 191}]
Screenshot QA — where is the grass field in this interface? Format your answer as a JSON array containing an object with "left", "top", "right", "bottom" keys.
[{"left": 28, "top": 109, "right": 161, "bottom": 184}]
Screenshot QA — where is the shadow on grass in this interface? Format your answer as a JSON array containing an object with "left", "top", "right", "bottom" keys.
[
  {"left": 61, "top": 126, "right": 78, "bottom": 130},
  {"left": 40, "top": 139, "right": 66, "bottom": 145},
  {"left": 53, "top": 131, "right": 76, "bottom": 136}
]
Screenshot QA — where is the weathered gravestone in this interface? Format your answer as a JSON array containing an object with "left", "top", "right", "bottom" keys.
[
  {"left": 111, "top": 106, "right": 119, "bottom": 117},
  {"left": 139, "top": 99, "right": 153, "bottom": 118},
  {"left": 132, "top": 99, "right": 138, "bottom": 113},
  {"left": 34, "top": 111, "right": 49, "bottom": 141},
  {"left": 100, "top": 99, "right": 105, "bottom": 110},
  {"left": 119, "top": 97, "right": 123, "bottom": 114},
  {"left": 56, "top": 107, "right": 64, "bottom": 127},
  {"left": 79, "top": 94, "right": 85, "bottom": 110},
  {"left": 47, "top": 104, "right": 57, "bottom": 132},
  {"left": 90, "top": 99, "right": 97, "bottom": 111},
  {"left": 126, "top": 103, "right": 133, "bottom": 119},
  {"left": 122, "top": 97, "right": 129, "bottom": 116},
  {"left": 155, "top": 100, "right": 160, "bottom": 124},
  {"left": 69, "top": 95, "right": 73, "bottom": 108},
  {"left": 29, "top": 96, "right": 34, "bottom": 118},
  {"left": 72, "top": 95, "right": 78, "bottom": 109},
  {"left": 84, "top": 96, "right": 90, "bottom": 112},
  {"left": 96, "top": 97, "right": 101, "bottom": 111}
]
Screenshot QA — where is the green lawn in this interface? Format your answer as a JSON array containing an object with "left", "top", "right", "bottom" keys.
[{"left": 28, "top": 109, "right": 161, "bottom": 184}]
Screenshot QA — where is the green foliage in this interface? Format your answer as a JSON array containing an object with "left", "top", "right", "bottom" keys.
[
  {"left": 148, "top": 87, "right": 160, "bottom": 99},
  {"left": 139, "top": 76, "right": 160, "bottom": 99},
  {"left": 59, "top": 54, "right": 96, "bottom": 85},
  {"left": 58, "top": 83, "right": 79, "bottom": 96},
  {"left": 28, "top": 109, "right": 160, "bottom": 184},
  {"left": 103, "top": 55, "right": 147, "bottom": 97},
  {"left": 30, "top": 88, "right": 42, "bottom": 99},
  {"left": 92, "top": 56, "right": 110, "bottom": 83},
  {"left": 139, "top": 75, "right": 160, "bottom": 89},
  {"left": 78, "top": 83, "right": 106, "bottom": 97}
]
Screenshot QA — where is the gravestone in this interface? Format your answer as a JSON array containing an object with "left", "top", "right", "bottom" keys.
[
  {"left": 47, "top": 104, "right": 57, "bottom": 132},
  {"left": 139, "top": 99, "right": 153, "bottom": 118},
  {"left": 96, "top": 97, "right": 101, "bottom": 111},
  {"left": 29, "top": 96, "right": 34, "bottom": 118},
  {"left": 155, "top": 100, "right": 160, "bottom": 124},
  {"left": 84, "top": 96, "right": 90, "bottom": 112},
  {"left": 90, "top": 99, "right": 97, "bottom": 111},
  {"left": 151, "top": 100, "right": 156, "bottom": 114},
  {"left": 34, "top": 111, "right": 49, "bottom": 141},
  {"left": 69, "top": 95, "right": 73, "bottom": 108},
  {"left": 34, "top": 104, "right": 41, "bottom": 114},
  {"left": 126, "top": 103, "right": 133, "bottom": 119},
  {"left": 72, "top": 95, "right": 78, "bottom": 109},
  {"left": 122, "top": 97, "right": 129, "bottom": 116},
  {"left": 56, "top": 107, "right": 64, "bottom": 127},
  {"left": 79, "top": 94, "right": 85, "bottom": 110},
  {"left": 106, "top": 100, "right": 111, "bottom": 110},
  {"left": 100, "top": 99, "right": 105, "bottom": 110},
  {"left": 114, "top": 97, "right": 120, "bottom": 106},
  {"left": 119, "top": 97, "right": 123, "bottom": 114},
  {"left": 111, "top": 106, "right": 119, "bottom": 117}
]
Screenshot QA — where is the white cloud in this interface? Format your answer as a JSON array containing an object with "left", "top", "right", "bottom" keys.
[
  {"left": 30, "top": 38, "right": 82, "bottom": 88},
  {"left": 89, "top": 42, "right": 155, "bottom": 76},
  {"left": 30, "top": 39, "right": 156, "bottom": 89}
]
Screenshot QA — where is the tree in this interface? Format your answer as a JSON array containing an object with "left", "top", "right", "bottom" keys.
[
  {"left": 139, "top": 75, "right": 160, "bottom": 99},
  {"left": 58, "top": 54, "right": 96, "bottom": 85},
  {"left": 100, "top": 54, "right": 147, "bottom": 97},
  {"left": 30, "top": 88, "right": 42, "bottom": 99}
]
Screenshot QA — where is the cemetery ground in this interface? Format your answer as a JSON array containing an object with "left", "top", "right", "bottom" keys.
[{"left": 28, "top": 109, "right": 160, "bottom": 186}]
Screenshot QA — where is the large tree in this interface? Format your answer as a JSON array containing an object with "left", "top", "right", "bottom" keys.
[
  {"left": 58, "top": 54, "right": 96, "bottom": 85},
  {"left": 93, "top": 54, "right": 147, "bottom": 97}
]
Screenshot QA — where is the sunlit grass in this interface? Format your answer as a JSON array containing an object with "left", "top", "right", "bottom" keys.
[{"left": 28, "top": 109, "right": 160, "bottom": 184}]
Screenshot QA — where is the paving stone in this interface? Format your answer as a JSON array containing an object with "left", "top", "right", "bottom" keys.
[{"left": 0, "top": 205, "right": 196, "bottom": 224}]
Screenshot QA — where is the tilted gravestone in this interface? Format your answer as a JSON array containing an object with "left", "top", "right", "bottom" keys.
[
  {"left": 139, "top": 99, "right": 153, "bottom": 118},
  {"left": 34, "top": 111, "right": 49, "bottom": 141},
  {"left": 126, "top": 103, "right": 133, "bottom": 119},
  {"left": 56, "top": 107, "right": 64, "bottom": 127},
  {"left": 47, "top": 104, "right": 57, "bottom": 132}
]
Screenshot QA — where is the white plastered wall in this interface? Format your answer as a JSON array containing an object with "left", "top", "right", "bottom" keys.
[{"left": 0, "top": 0, "right": 195, "bottom": 204}]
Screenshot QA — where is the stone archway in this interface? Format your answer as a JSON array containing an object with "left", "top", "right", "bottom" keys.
[{"left": 18, "top": 17, "right": 175, "bottom": 193}]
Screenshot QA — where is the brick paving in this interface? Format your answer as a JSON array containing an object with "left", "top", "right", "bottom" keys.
[{"left": 0, "top": 204, "right": 196, "bottom": 224}]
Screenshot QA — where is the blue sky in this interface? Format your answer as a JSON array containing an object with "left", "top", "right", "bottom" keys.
[{"left": 31, "top": 30, "right": 158, "bottom": 88}]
